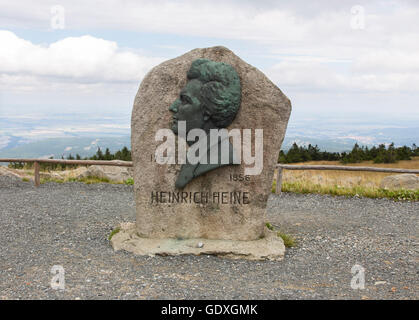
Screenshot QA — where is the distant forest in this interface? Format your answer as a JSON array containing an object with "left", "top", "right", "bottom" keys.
[
  {"left": 9, "top": 143, "right": 419, "bottom": 170},
  {"left": 9, "top": 147, "right": 131, "bottom": 170},
  {"left": 279, "top": 142, "right": 419, "bottom": 164},
  {"left": 82, "top": 143, "right": 417, "bottom": 164},
  {"left": 68, "top": 146, "right": 132, "bottom": 162}
]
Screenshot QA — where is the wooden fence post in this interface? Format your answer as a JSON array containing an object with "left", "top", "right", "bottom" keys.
[
  {"left": 276, "top": 167, "right": 283, "bottom": 194},
  {"left": 34, "top": 161, "right": 40, "bottom": 187}
]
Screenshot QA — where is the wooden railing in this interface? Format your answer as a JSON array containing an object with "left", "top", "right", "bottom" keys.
[
  {"left": 274, "top": 164, "right": 419, "bottom": 194},
  {"left": 1, "top": 158, "right": 418, "bottom": 190},
  {"left": 0, "top": 158, "right": 133, "bottom": 187}
]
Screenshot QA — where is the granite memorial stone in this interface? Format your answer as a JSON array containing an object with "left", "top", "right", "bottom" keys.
[{"left": 111, "top": 46, "right": 292, "bottom": 260}]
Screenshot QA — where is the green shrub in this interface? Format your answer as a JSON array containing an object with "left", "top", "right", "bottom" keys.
[
  {"left": 265, "top": 222, "right": 274, "bottom": 231},
  {"left": 108, "top": 227, "right": 121, "bottom": 240},
  {"left": 279, "top": 181, "right": 418, "bottom": 201},
  {"left": 277, "top": 231, "right": 296, "bottom": 248},
  {"left": 124, "top": 178, "right": 134, "bottom": 185}
]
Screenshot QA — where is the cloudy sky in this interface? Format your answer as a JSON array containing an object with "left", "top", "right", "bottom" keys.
[{"left": 0, "top": 0, "right": 418, "bottom": 119}]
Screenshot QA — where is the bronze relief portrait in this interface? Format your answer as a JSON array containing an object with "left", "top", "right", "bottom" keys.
[{"left": 169, "top": 59, "right": 242, "bottom": 188}]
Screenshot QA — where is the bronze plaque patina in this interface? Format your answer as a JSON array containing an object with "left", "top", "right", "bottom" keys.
[{"left": 169, "top": 59, "right": 241, "bottom": 188}]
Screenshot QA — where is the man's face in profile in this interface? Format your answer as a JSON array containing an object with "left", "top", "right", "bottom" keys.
[{"left": 169, "top": 79, "right": 205, "bottom": 135}]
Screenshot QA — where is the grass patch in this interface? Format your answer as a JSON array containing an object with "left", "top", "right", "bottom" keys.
[
  {"left": 265, "top": 222, "right": 274, "bottom": 231},
  {"left": 266, "top": 221, "right": 296, "bottom": 248},
  {"left": 271, "top": 180, "right": 277, "bottom": 193},
  {"left": 76, "top": 176, "right": 118, "bottom": 184},
  {"left": 108, "top": 227, "right": 121, "bottom": 241},
  {"left": 277, "top": 231, "right": 296, "bottom": 248},
  {"left": 124, "top": 178, "right": 134, "bottom": 185},
  {"left": 280, "top": 181, "right": 418, "bottom": 201},
  {"left": 40, "top": 177, "right": 64, "bottom": 184},
  {"left": 41, "top": 176, "right": 124, "bottom": 185},
  {"left": 22, "top": 177, "right": 30, "bottom": 182},
  {"left": 274, "top": 158, "right": 418, "bottom": 201}
]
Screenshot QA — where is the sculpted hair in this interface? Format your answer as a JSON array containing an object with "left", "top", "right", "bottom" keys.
[{"left": 187, "top": 59, "right": 241, "bottom": 128}]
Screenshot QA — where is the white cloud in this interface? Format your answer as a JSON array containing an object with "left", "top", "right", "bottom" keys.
[
  {"left": 354, "top": 50, "right": 419, "bottom": 74},
  {"left": 0, "top": 135, "right": 10, "bottom": 150},
  {"left": 1, "top": 1, "right": 418, "bottom": 51},
  {"left": 268, "top": 61, "right": 343, "bottom": 91},
  {"left": 2, "top": 0, "right": 419, "bottom": 95},
  {"left": 1, "top": 0, "right": 419, "bottom": 115},
  {"left": 0, "top": 31, "right": 162, "bottom": 86},
  {"left": 268, "top": 57, "right": 419, "bottom": 93}
]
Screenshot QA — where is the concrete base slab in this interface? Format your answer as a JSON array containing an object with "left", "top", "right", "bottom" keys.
[{"left": 110, "top": 223, "right": 285, "bottom": 261}]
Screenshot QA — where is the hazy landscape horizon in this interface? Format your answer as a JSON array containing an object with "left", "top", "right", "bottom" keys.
[{"left": 1, "top": 110, "right": 417, "bottom": 159}]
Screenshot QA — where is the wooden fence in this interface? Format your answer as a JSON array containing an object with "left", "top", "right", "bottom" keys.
[
  {"left": 274, "top": 164, "right": 419, "bottom": 194},
  {"left": 0, "top": 158, "right": 133, "bottom": 187},
  {"left": 1, "top": 158, "right": 418, "bottom": 190}
]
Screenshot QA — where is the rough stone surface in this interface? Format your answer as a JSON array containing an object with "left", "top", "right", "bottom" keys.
[
  {"left": 131, "top": 46, "right": 291, "bottom": 241},
  {"left": 79, "top": 164, "right": 133, "bottom": 182},
  {"left": 111, "top": 223, "right": 285, "bottom": 261},
  {"left": 2, "top": 166, "right": 88, "bottom": 181},
  {"left": 0, "top": 166, "right": 22, "bottom": 180},
  {"left": 62, "top": 167, "right": 89, "bottom": 178},
  {"left": 380, "top": 174, "right": 419, "bottom": 190},
  {"left": 0, "top": 165, "right": 132, "bottom": 183},
  {"left": 40, "top": 171, "right": 67, "bottom": 180}
]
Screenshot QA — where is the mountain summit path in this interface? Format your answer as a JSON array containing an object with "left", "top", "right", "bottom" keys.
[{"left": 0, "top": 177, "right": 417, "bottom": 299}]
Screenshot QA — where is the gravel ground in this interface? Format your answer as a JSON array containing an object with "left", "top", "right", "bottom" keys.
[{"left": 0, "top": 176, "right": 417, "bottom": 300}]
